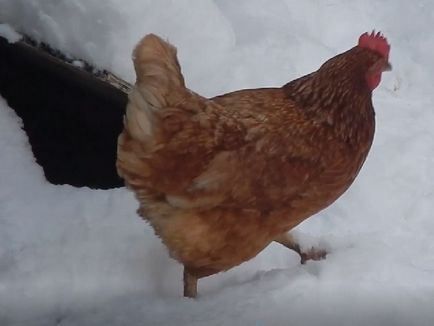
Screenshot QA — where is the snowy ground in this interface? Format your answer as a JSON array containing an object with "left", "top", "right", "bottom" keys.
[{"left": 1, "top": 1, "right": 434, "bottom": 325}]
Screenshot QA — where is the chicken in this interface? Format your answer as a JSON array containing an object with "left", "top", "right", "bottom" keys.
[{"left": 117, "top": 31, "right": 391, "bottom": 298}]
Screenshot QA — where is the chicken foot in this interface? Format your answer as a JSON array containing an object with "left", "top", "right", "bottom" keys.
[
  {"left": 183, "top": 268, "right": 198, "bottom": 298},
  {"left": 181, "top": 234, "right": 325, "bottom": 298},
  {"left": 274, "top": 233, "right": 327, "bottom": 264}
]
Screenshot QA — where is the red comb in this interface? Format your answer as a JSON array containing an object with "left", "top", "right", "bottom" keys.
[{"left": 358, "top": 30, "right": 390, "bottom": 59}]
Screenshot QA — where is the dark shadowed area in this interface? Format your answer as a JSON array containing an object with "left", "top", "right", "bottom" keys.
[{"left": 0, "top": 36, "right": 126, "bottom": 189}]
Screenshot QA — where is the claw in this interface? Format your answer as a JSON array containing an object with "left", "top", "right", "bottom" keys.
[
  {"left": 274, "top": 233, "right": 327, "bottom": 264},
  {"left": 299, "top": 248, "right": 327, "bottom": 264}
]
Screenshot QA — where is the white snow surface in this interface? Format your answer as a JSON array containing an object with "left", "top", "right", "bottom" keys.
[
  {"left": 1, "top": 1, "right": 434, "bottom": 325},
  {"left": 0, "top": 23, "right": 22, "bottom": 43}
]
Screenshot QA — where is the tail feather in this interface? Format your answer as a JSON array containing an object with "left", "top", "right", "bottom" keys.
[{"left": 124, "top": 34, "right": 186, "bottom": 142}]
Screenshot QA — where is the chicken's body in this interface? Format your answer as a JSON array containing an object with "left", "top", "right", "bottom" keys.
[{"left": 117, "top": 33, "right": 390, "bottom": 297}]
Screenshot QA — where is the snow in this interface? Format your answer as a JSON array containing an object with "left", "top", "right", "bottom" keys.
[
  {"left": 1, "top": 1, "right": 434, "bottom": 325},
  {"left": 0, "top": 23, "right": 21, "bottom": 43}
]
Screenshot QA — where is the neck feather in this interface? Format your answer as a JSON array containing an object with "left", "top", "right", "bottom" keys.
[{"left": 282, "top": 69, "right": 375, "bottom": 145}]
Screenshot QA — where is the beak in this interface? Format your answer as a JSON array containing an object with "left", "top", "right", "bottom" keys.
[{"left": 383, "top": 61, "right": 392, "bottom": 72}]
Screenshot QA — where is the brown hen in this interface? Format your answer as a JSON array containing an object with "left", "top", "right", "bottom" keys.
[{"left": 117, "top": 31, "right": 391, "bottom": 297}]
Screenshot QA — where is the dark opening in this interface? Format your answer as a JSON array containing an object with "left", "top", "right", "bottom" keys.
[{"left": 0, "top": 36, "right": 127, "bottom": 189}]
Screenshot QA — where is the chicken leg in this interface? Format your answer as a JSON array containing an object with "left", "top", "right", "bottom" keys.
[
  {"left": 274, "top": 233, "right": 327, "bottom": 264},
  {"left": 183, "top": 268, "right": 198, "bottom": 298}
]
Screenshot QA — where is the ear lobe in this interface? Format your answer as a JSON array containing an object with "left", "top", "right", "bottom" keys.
[
  {"left": 366, "top": 59, "right": 385, "bottom": 90},
  {"left": 366, "top": 73, "right": 381, "bottom": 90}
]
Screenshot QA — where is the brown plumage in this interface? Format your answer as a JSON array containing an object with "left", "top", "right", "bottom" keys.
[{"left": 117, "top": 32, "right": 391, "bottom": 297}]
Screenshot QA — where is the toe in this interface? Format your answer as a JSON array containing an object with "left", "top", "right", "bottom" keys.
[{"left": 300, "top": 248, "right": 327, "bottom": 264}]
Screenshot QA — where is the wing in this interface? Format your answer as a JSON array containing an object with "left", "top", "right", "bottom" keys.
[{"left": 142, "top": 88, "right": 328, "bottom": 212}]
